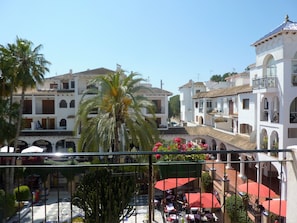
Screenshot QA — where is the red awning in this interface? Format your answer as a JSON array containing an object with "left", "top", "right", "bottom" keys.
[
  {"left": 185, "top": 192, "right": 221, "bottom": 209},
  {"left": 262, "top": 199, "right": 286, "bottom": 217},
  {"left": 238, "top": 182, "right": 278, "bottom": 198},
  {"left": 154, "top": 177, "right": 196, "bottom": 191}
]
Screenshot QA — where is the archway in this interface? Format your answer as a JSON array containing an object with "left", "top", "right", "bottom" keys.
[{"left": 32, "top": 140, "right": 53, "bottom": 152}]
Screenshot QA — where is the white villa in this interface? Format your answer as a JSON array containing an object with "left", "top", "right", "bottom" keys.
[
  {"left": 13, "top": 67, "right": 172, "bottom": 153},
  {"left": 179, "top": 15, "right": 297, "bottom": 200}
]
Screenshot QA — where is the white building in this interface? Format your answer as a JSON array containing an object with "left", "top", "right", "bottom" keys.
[
  {"left": 180, "top": 15, "right": 297, "bottom": 200},
  {"left": 13, "top": 67, "right": 172, "bottom": 152}
]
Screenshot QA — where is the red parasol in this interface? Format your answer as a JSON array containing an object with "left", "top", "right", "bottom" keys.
[
  {"left": 154, "top": 177, "right": 196, "bottom": 191},
  {"left": 262, "top": 199, "right": 286, "bottom": 217},
  {"left": 238, "top": 182, "right": 278, "bottom": 198},
  {"left": 185, "top": 192, "right": 221, "bottom": 209}
]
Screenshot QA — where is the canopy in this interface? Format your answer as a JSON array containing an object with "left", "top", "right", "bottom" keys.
[
  {"left": 0, "top": 146, "right": 14, "bottom": 153},
  {"left": 262, "top": 199, "right": 286, "bottom": 217},
  {"left": 21, "top": 146, "right": 44, "bottom": 153},
  {"left": 185, "top": 192, "right": 221, "bottom": 209},
  {"left": 154, "top": 177, "right": 196, "bottom": 191},
  {"left": 238, "top": 182, "right": 278, "bottom": 198}
]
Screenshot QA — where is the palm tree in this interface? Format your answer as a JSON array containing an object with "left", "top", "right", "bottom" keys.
[
  {"left": 76, "top": 71, "right": 159, "bottom": 153},
  {"left": 8, "top": 37, "right": 51, "bottom": 149},
  {"left": 0, "top": 38, "right": 50, "bottom": 193}
]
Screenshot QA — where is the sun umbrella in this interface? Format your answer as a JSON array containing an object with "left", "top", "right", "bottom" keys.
[
  {"left": 237, "top": 182, "right": 278, "bottom": 198},
  {"left": 185, "top": 192, "right": 221, "bottom": 209},
  {"left": 0, "top": 146, "right": 14, "bottom": 153},
  {"left": 262, "top": 199, "right": 286, "bottom": 217},
  {"left": 21, "top": 146, "right": 44, "bottom": 153},
  {"left": 154, "top": 177, "right": 196, "bottom": 191}
]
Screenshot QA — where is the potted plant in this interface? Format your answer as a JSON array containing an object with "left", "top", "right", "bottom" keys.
[{"left": 153, "top": 137, "right": 207, "bottom": 179}]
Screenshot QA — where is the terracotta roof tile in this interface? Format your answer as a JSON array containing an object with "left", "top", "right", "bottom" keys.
[{"left": 193, "top": 84, "right": 252, "bottom": 99}]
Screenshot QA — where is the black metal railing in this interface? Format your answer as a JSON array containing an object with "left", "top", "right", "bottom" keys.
[{"left": 0, "top": 149, "right": 291, "bottom": 223}]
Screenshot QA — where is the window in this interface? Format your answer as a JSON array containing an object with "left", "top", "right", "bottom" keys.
[
  {"left": 152, "top": 100, "right": 162, "bottom": 113},
  {"left": 23, "top": 100, "right": 32, "bottom": 114},
  {"left": 195, "top": 102, "right": 198, "bottom": 108},
  {"left": 206, "top": 101, "right": 212, "bottom": 108},
  {"left": 71, "top": 80, "right": 75, "bottom": 89},
  {"left": 290, "top": 97, "right": 297, "bottom": 123},
  {"left": 62, "top": 82, "right": 69, "bottom": 89},
  {"left": 243, "top": 99, "right": 249, "bottom": 109},
  {"left": 264, "top": 98, "right": 269, "bottom": 109},
  {"left": 70, "top": 100, "right": 75, "bottom": 108},
  {"left": 60, "top": 119, "right": 66, "bottom": 128},
  {"left": 59, "top": 100, "right": 67, "bottom": 108},
  {"left": 292, "top": 52, "right": 297, "bottom": 86},
  {"left": 266, "top": 56, "right": 276, "bottom": 77},
  {"left": 50, "top": 83, "right": 58, "bottom": 89}
]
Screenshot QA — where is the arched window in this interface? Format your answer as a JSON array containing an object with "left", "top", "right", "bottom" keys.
[
  {"left": 59, "top": 100, "right": 67, "bottom": 108},
  {"left": 292, "top": 52, "right": 297, "bottom": 86},
  {"left": 60, "top": 119, "right": 67, "bottom": 128},
  {"left": 290, "top": 97, "right": 297, "bottom": 123},
  {"left": 70, "top": 100, "right": 75, "bottom": 108},
  {"left": 265, "top": 56, "right": 276, "bottom": 77}
]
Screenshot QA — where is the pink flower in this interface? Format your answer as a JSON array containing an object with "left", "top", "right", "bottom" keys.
[
  {"left": 173, "top": 137, "right": 182, "bottom": 144},
  {"left": 155, "top": 154, "right": 161, "bottom": 159},
  {"left": 187, "top": 141, "right": 193, "bottom": 148}
]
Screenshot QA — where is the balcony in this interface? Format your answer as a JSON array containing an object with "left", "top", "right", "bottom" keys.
[
  {"left": 0, "top": 149, "right": 293, "bottom": 223},
  {"left": 252, "top": 77, "right": 277, "bottom": 90}
]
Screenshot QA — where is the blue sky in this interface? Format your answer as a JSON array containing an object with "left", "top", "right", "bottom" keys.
[{"left": 1, "top": 1, "right": 296, "bottom": 95}]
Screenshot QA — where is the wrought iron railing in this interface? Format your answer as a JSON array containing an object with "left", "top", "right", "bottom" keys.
[{"left": 0, "top": 149, "right": 292, "bottom": 223}]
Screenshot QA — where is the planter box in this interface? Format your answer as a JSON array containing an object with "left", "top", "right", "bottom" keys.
[{"left": 157, "top": 161, "right": 204, "bottom": 179}]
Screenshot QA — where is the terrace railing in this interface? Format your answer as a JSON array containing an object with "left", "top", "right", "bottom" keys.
[{"left": 0, "top": 149, "right": 295, "bottom": 223}]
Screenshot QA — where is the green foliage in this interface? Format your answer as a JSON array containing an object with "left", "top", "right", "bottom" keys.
[
  {"left": 225, "top": 194, "right": 252, "bottom": 223},
  {"left": 14, "top": 185, "right": 30, "bottom": 201},
  {"left": 76, "top": 71, "right": 159, "bottom": 152},
  {"left": 72, "top": 168, "right": 136, "bottom": 223},
  {"left": 168, "top": 95, "right": 180, "bottom": 118},
  {"left": 0, "top": 189, "right": 15, "bottom": 219},
  {"left": 201, "top": 172, "right": 213, "bottom": 192},
  {"left": 0, "top": 99, "right": 19, "bottom": 145},
  {"left": 210, "top": 72, "right": 237, "bottom": 82}
]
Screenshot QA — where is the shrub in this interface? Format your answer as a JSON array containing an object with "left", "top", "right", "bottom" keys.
[
  {"left": 72, "top": 168, "right": 136, "bottom": 222},
  {"left": 225, "top": 194, "right": 253, "bottom": 223},
  {"left": 201, "top": 172, "right": 213, "bottom": 192},
  {"left": 0, "top": 189, "right": 16, "bottom": 219},
  {"left": 14, "top": 185, "right": 31, "bottom": 201}
]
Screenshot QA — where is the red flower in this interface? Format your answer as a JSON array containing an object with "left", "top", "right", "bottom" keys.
[
  {"left": 173, "top": 137, "right": 182, "bottom": 144},
  {"left": 155, "top": 154, "right": 161, "bottom": 159}
]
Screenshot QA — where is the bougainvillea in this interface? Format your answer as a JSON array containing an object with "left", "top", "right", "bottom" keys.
[{"left": 152, "top": 137, "right": 207, "bottom": 161}]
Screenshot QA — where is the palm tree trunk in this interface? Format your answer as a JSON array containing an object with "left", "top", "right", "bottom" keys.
[{"left": 14, "top": 87, "right": 25, "bottom": 149}]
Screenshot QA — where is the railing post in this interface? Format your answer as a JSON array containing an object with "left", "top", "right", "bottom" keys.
[{"left": 148, "top": 154, "right": 153, "bottom": 223}]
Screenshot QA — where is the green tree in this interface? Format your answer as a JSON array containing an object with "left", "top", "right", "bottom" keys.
[
  {"left": 8, "top": 37, "right": 50, "bottom": 149},
  {"left": 0, "top": 43, "right": 20, "bottom": 146},
  {"left": 168, "top": 94, "right": 180, "bottom": 118},
  {"left": 0, "top": 37, "right": 50, "bottom": 193},
  {"left": 210, "top": 72, "right": 237, "bottom": 82},
  {"left": 72, "top": 168, "right": 136, "bottom": 223},
  {"left": 76, "top": 71, "right": 159, "bottom": 152}
]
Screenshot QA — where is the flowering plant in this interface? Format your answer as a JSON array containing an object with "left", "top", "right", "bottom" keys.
[{"left": 152, "top": 137, "right": 207, "bottom": 162}]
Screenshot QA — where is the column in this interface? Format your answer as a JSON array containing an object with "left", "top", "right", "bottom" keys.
[
  {"left": 215, "top": 146, "right": 221, "bottom": 162},
  {"left": 238, "top": 154, "right": 246, "bottom": 179},
  {"left": 286, "top": 146, "right": 297, "bottom": 223},
  {"left": 256, "top": 162, "right": 263, "bottom": 183},
  {"left": 226, "top": 153, "right": 232, "bottom": 169}
]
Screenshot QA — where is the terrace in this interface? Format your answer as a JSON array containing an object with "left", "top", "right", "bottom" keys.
[{"left": 0, "top": 148, "right": 296, "bottom": 223}]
